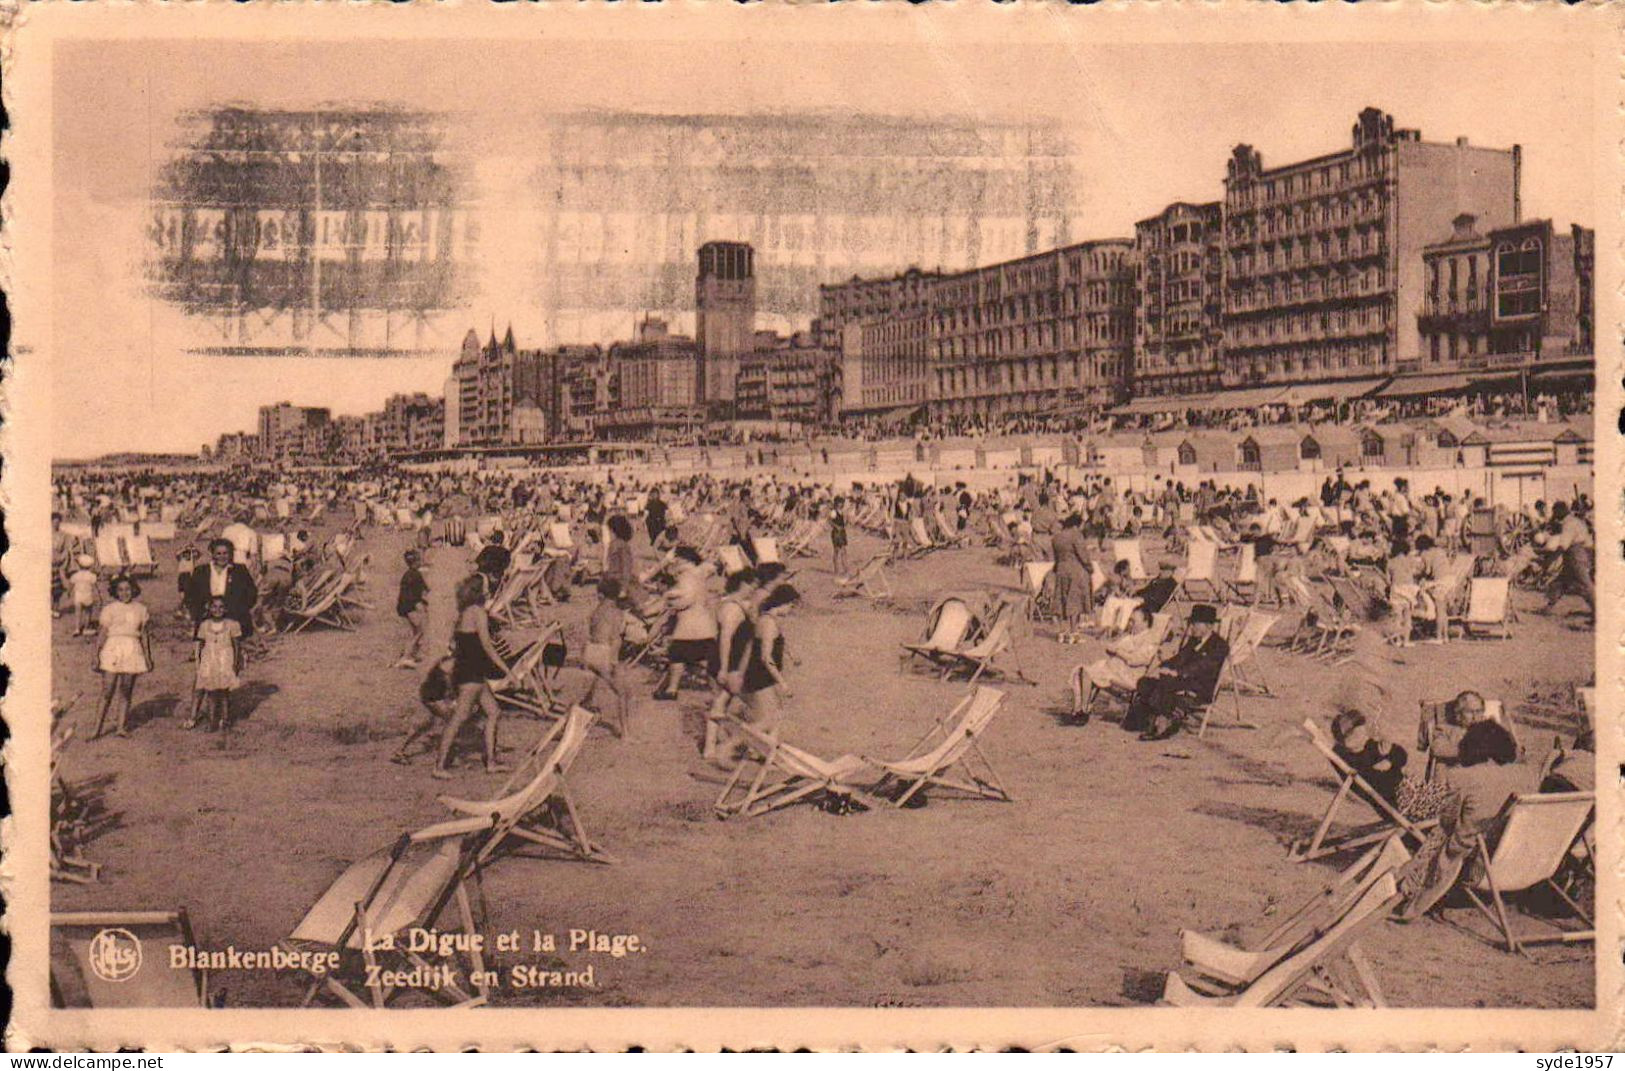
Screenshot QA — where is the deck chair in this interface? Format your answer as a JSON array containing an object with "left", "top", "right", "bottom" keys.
[
  {"left": 1021, "top": 560, "right": 1058, "bottom": 623},
  {"left": 907, "top": 515, "right": 940, "bottom": 557},
  {"left": 1452, "top": 577, "right": 1513, "bottom": 640},
  {"left": 931, "top": 597, "right": 1034, "bottom": 685},
  {"left": 865, "top": 686, "right": 1010, "bottom": 807},
  {"left": 51, "top": 910, "right": 210, "bottom": 1008},
  {"left": 1163, "top": 870, "right": 1401, "bottom": 1008},
  {"left": 543, "top": 521, "right": 576, "bottom": 558},
  {"left": 1091, "top": 595, "right": 1143, "bottom": 636},
  {"left": 492, "top": 623, "right": 567, "bottom": 720},
  {"left": 899, "top": 596, "right": 978, "bottom": 673},
  {"left": 713, "top": 717, "right": 875, "bottom": 819},
  {"left": 784, "top": 517, "right": 826, "bottom": 558},
  {"left": 281, "top": 573, "right": 359, "bottom": 633},
  {"left": 94, "top": 533, "right": 128, "bottom": 572},
  {"left": 283, "top": 820, "right": 497, "bottom": 1008},
  {"left": 123, "top": 534, "right": 157, "bottom": 577},
  {"left": 833, "top": 552, "right": 894, "bottom": 601},
  {"left": 717, "top": 543, "right": 750, "bottom": 577},
  {"left": 1290, "top": 718, "right": 1434, "bottom": 861},
  {"left": 1217, "top": 610, "right": 1277, "bottom": 702},
  {"left": 425, "top": 706, "right": 613, "bottom": 865},
  {"left": 1461, "top": 792, "right": 1595, "bottom": 954},
  {"left": 1227, "top": 541, "right": 1258, "bottom": 602},
  {"left": 1111, "top": 538, "right": 1148, "bottom": 581},
  {"left": 260, "top": 531, "right": 288, "bottom": 564},
  {"left": 751, "top": 536, "right": 782, "bottom": 565},
  {"left": 1174, "top": 539, "right": 1223, "bottom": 602}
]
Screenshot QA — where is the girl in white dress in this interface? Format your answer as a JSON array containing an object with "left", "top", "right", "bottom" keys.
[
  {"left": 91, "top": 575, "right": 152, "bottom": 739},
  {"left": 191, "top": 596, "right": 243, "bottom": 732}
]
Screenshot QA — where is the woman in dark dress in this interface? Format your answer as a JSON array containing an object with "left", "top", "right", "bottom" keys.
[
  {"left": 740, "top": 584, "right": 801, "bottom": 731},
  {"left": 434, "top": 573, "right": 511, "bottom": 779}
]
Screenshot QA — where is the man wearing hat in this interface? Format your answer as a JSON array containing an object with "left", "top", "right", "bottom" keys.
[{"left": 1122, "top": 603, "right": 1229, "bottom": 740}]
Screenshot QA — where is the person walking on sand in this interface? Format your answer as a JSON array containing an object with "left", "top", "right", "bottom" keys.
[
  {"left": 394, "top": 549, "right": 429, "bottom": 668},
  {"left": 829, "top": 496, "right": 849, "bottom": 577},
  {"left": 433, "top": 574, "right": 512, "bottom": 780},
  {"left": 90, "top": 575, "right": 153, "bottom": 739}
]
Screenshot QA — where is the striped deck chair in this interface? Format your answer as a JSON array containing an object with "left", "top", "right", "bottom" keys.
[
  {"left": 713, "top": 717, "right": 875, "bottom": 819},
  {"left": 283, "top": 820, "right": 498, "bottom": 1008},
  {"left": 1163, "top": 862, "right": 1402, "bottom": 1008},
  {"left": 1462, "top": 792, "right": 1595, "bottom": 954},
  {"left": 865, "top": 686, "right": 1011, "bottom": 808},
  {"left": 423, "top": 706, "right": 613, "bottom": 865},
  {"left": 1290, "top": 718, "right": 1435, "bottom": 862},
  {"left": 51, "top": 910, "right": 210, "bottom": 1008}
]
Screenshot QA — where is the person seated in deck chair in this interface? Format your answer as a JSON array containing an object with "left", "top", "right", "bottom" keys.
[
  {"left": 1124, "top": 603, "right": 1228, "bottom": 741},
  {"left": 1397, "top": 719, "right": 1533, "bottom": 922},
  {"left": 1079, "top": 607, "right": 1162, "bottom": 714},
  {"left": 1134, "top": 560, "right": 1178, "bottom": 615},
  {"left": 1417, "top": 689, "right": 1487, "bottom": 771},
  {"left": 474, "top": 530, "right": 511, "bottom": 590},
  {"left": 1330, "top": 708, "right": 1408, "bottom": 807}
]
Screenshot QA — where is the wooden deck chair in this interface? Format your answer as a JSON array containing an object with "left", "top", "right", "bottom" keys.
[
  {"left": 260, "top": 531, "right": 288, "bottom": 564},
  {"left": 543, "top": 521, "right": 576, "bottom": 558},
  {"left": 94, "top": 532, "right": 128, "bottom": 572},
  {"left": 907, "top": 515, "right": 940, "bottom": 557},
  {"left": 1175, "top": 539, "right": 1223, "bottom": 602},
  {"left": 833, "top": 552, "right": 894, "bottom": 601},
  {"left": 1172, "top": 835, "right": 1410, "bottom": 997},
  {"left": 426, "top": 706, "right": 613, "bottom": 865},
  {"left": 1462, "top": 786, "right": 1599, "bottom": 955},
  {"left": 1290, "top": 718, "right": 1434, "bottom": 861},
  {"left": 1419, "top": 554, "right": 1473, "bottom": 643},
  {"left": 1091, "top": 594, "right": 1143, "bottom": 635},
  {"left": 785, "top": 517, "right": 827, "bottom": 557},
  {"left": 492, "top": 623, "right": 567, "bottom": 720},
  {"left": 717, "top": 543, "right": 750, "bottom": 577},
  {"left": 1452, "top": 577, "right": 1513, "bottom": 640},
  {"left": 1021, "top": 560, "right": 1058, "bottom": 623},
  {"left": 123, "top": 534, "right": 157, "bottom": 577},
  {"left": 865, "top": 686, "right": 1011, "bottom": 807},
  {"left": 283, "top": 821, "right": 497, "bottom": 1008},
  {"left": 751, "top": 536, "right": 782, "bottom": 565},
  {"left": 1163, "top": 870, "right": 1401, "bottom": 1008},
  {"left": 1111, "top": 538, "right": 1148, "bottom": 581},
  {"left": 933, "top": 598, "right": 1034, "bottom": 685},
  {"left": 51, "top": 910, "right": 210, "bottom": 1008},
  {"left": 1219, "top": 610, "right": 1278, "bottom": 701},
  {"left": 1460, "top": 792, "right": 1595, "bottom": 954},
  {"left": 899, "top": 596, "right": 978, "bottom": 672},
  {"left": 1227, "top": 541, "right": 1258, "bottom": 602},
  {"left": 714, "top": 717, "right": 875, "bottom": 819},
  {"left": 281, "top": 573, "right": 359, "bottom": 633}
]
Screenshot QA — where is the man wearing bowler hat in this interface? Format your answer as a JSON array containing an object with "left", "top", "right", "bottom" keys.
[{"left": 1123, "top": 603, "right": 1229, "bottom": 741}]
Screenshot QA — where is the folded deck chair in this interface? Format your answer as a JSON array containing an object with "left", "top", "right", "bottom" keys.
[
  {"left": 833, "top": 552, "right": 894, "bottom": 601},
  {"left": 926, "top": 598, "right": 1033, "bottom": 686},
  {"left": 714, "top": 717, "right": 875, "bottom": 819},
  {"left": 907, "top": 515, "right": 940, "bottom": 557},
  {"left": 1172, "top": 835, "right": 1410, "bottom": 997},
  {"left": 424, "top": 706, "right": 613, "bottom": 865},
  {"left": 51, "top": 910, "right": 210, "bottom": 1008},
  {"left": 283, "top": 821, "right": 497, "bottom": 1008},
  {"left": 1453, "top": 576, "right": 1513, "bottom": 640},
  {"left": 1175, "top": 539, "right": 1224, "bottom": 602},
  {"left": 1290, "top": 718, "right": 1434, "bottom": 862},
  {"left": 1163, "top": 870, "right": 1401, "bottom": 1008},
  {"left": 899, "top": 596, "right": 978, "bottom": 673},
  {"left": 1111, "top": 538, "right": 1148, "bottom": 581},
  {"left": 865, "top": 686, "right": 1010, "bottom": 807},
  {"left": 1462, "top": 791, "right": 1595, "bottom": 954}
]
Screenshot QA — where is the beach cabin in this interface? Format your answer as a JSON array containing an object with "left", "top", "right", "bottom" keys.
[
  {"left": 1304, "top": 426, "right": 1364, "bottom": 470},
  {"left": 1235, "top": 427, "right": 1305, "bottom": 473},
  {"left": 1552, "top": 422, "right": 1591, "bottom": 467},
  {"left": 1172, "top": 432, "right": 1233, "bottom": 476}
]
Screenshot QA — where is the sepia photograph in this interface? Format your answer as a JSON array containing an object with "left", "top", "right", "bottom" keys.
[{"left": 4, "top": 2, "right": 1618, "bottom": 1052}]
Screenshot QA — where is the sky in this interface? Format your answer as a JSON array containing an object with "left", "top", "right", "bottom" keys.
[{"left": 46, "top": 26, "right": 1598, "bottom": 458}]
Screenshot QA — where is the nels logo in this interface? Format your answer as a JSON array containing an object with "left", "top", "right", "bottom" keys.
[{"left": 88, "top": 928, "right": 143, "bottom": 983}]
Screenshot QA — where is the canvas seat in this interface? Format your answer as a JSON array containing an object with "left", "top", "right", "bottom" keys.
[
  {"left": 1111, "top": 538, "right": 1148, "bottom": 581},
  {"left": 1451, "top": 576, "right": 1513, "bottom": 640},
  {"left": 1174, "top": 539, "right": 1223, "bottom": 602},
  {"left": 833, "top": 552, "right": 894, "bottom": 601},
  {"left": 51, "top": 910, "right": 210, "bottom": 1008},
  {"left": 1021, "top": 560, "right": 1058, "bottom": 623},
  {"left": 492, "top": 623, "right": 567, "bottom": 720},
  {"left": 899, "top": 596, "right": 978, "bottom": 673},
  {"left": 865, "top": 686, "right": 1010, "bottom": 808},
  {"left": 1462, "top": 792, "right": 1595, "bottom": 954},
  {"left": 281, "top": 573, "right": 360, "bottom": 633},
  {"left": 1291, "top": 718, "right": 1435, "bottom": 862},
  {"left": 713, "top": 717, "right": 876, "bottom": 819},
  {"left": 283, "top": 822, "right": 496, "bottom": 1008},
  {"left": 927, "top": 597, "right": 1033, "bottom": 685},
  {"left": 424, "top": 706, "right": 613, "bottom": 865}
]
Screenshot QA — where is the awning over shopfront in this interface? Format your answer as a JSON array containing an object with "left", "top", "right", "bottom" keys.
[
  {"left": 1531, "top": 366, "right": 1593, "bottom": 387},
  {"left": 1108, "top": 395, "right": 1215, "bottom": 416},
  {"left": 1276, "top": 378, "right": 1387, "bottom": 405},
  {"left": 1374, "top": 373, "right": 1471, "bottom": 398},
  {"left": 1186, "top": 385, "right": 1289, "bottom": 410}
]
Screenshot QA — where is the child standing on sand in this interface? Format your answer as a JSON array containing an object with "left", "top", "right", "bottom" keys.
[
  {"left": 68, "top": 555, "right": 99, "bottom": 638},
  {"left": 90, "top": 575, "right": 152, "bottom": 739},
  {"left": 190, "top": 596, "right": 243, "bottom": 732}
]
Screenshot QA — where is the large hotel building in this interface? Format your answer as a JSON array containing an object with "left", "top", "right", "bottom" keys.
[{"left": 826, "top": 107, "right": 1588, "bottom": 421}]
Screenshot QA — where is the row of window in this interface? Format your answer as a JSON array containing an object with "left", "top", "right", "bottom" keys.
[
  {"left": 1228, "top": 157, "right": 1385, "bottom": 206},
  {"left": 1232, "top": 340, "right": 1388, "bottom": 377},
  {"left": 1230, "top": 228, "right": 1386, "bottom": 275},
  {"left": 1227, "top": 268, "right": 1390, "bottom": 311}
]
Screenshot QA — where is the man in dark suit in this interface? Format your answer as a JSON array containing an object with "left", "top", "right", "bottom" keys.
[
  {"left": 1123, "top": 603, "right": 1228, "bottom": 740},
  {"left": 1135, "top": 560, "right": 1179, "bottom": 615},
  {"left": 187, "top": 538, "right": 259, "bottom": 637}
]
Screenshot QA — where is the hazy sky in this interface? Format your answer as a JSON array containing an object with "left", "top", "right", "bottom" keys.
[{"left": 48, "top": 28, "right": 1597, "bottom": 458}]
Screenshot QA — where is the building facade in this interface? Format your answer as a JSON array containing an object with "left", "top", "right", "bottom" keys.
[
  {"left": 1133, "top": 201, "right": 1224, "bottom": 397},
  {"left": 695, "top": 241, "right": 757, "bottom": 405},
  {"left": 449, "top": 327, "right": 547, "bottom": 447},
  {"left": 1221, "top": 107, "right": 1520, "bottom": 387},
  {"left": 256, "top": 402, "right": 331, "bottom": 459}
]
